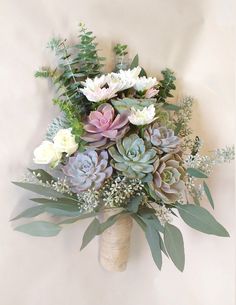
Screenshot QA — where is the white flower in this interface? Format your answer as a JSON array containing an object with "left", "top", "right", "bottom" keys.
[
  {"left": 80, "top": 75, "right": 119, "bottom": 102},
  {"left": 134, "top": 76, "right": 158, "bottom": 92},
  {"left": 128, "top": 104, "right": 156, "bottom": 126},
  {"left": 80, "top": 67, "right": 142, "bottom": 102},
  {"left": 53, "top": 128, "right": 78, "bottom": 155},
  {"left": 106, "top": 67, "right": 141, "bottom": 92},
  {"left": 33, "top": 141, "right": 62, "bottom": 166},
  {"left": 81, "top": 75, "right": 107, "bottom": 91}
]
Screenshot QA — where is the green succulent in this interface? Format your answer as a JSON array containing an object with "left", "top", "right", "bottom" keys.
[{"left": 108, "top": 134, "right": 157, "bottom": 179}]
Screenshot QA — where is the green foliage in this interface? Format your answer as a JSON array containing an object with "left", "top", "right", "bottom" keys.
[
  {"left": 126, "top": 195, "right": 143, "bottom": 213},
  {"left": 130, "top": 54, "right": 139, "bottom": 68},
  {"left": 157, "top": 68, "right": 176, "bottom": 103},
  {"left": 80, "top": 212, "right": 126, "bottom": 250},
  {"left": 176, "top": 204, "right": 229, "bottom": 237},
  {"left": 164, "top": 223, "right": 185, "bottom": 271},
  {"left": 73, "top": 23, "right": 105, "bottom": 78},
  {"left": 35, "top": 24, "right": 105, "bottom": 147},
  {"left": 203, "top": 181, "right": 214, "bottom": 209},
  {"left": 145, "top": 224, "right": 162, "bottom": 270},
  {"left": 114, "top": 43, "right": 128, "bottom": 56},
  {"left": 187, "top": 168, "right": 208, "bottom": 178},
  {"left": 14, "top": 221, "right": 61, "bottom": 237}
]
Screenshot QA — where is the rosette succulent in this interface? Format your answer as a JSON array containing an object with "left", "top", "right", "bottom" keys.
[
  {"left": 145, "top": 123, "right": 180, "bottom": 154},
  {"left": 81, "top": 103, "right": 129, "bottom": 148},
  {"left": 108, "top": 134, "right": 157, "bottom": 179},
  {"left": 150, "top": 153, "right": 186, "bottom": 202},
  {"left": 63, "top": 150, "right": 112, "bottom": 192}
]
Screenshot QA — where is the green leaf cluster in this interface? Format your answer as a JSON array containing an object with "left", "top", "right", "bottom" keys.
[{"left": 157, "top": 68, "right": 176, "bottom": 103}]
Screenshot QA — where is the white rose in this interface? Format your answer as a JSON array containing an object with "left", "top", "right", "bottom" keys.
[
  {"left": 53, "top": 128, "right": 78, "bottom": 155},
  {"left": 128, "top": 104, "right": 156, "bottom": 126},
  {"left": 33, "top": 141, "right": 62, "bottom": 166},
  {"left": 134, "top": 76, "right": 158, "bottom": 92}
]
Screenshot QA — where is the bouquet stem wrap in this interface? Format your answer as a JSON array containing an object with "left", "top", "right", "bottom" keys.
[{"left": 99, "top": 208, "right": 133, "bottom": 272}]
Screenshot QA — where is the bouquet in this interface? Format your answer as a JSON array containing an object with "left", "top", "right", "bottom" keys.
[{"left": 12, "top": 24, "right": 234, "bottom": 272}]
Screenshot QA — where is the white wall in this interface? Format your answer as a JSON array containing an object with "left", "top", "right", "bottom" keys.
[{"left": 0, "top": 0, "right": 235, "bottom": 304}]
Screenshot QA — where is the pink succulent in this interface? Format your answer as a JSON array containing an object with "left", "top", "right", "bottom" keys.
[{"left": 81, "top": 103, "right": 129, "bottom": 148}]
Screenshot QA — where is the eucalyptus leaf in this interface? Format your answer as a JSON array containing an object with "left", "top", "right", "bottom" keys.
[
  {"left": 130, "top": 54, "right": 139, "bottom": 68},
  {"left": 145, "top": 225, "right": 162, "bottom": 270},
  {"left": 127, "top": 196, "right": 143, "bottom": 213},
  {"left": 140, "top": 67, "right": 147, "bottom": 77},
  {"left": 131, "top": 214, "right": 146, "bottom": 231},
  {"left": 14, "top": 221, "right": 61, "bottom": 237},
  {"left": 176, "top": 204, "right": 229, "bottom": 237},
  {"left": 99, "top": 212, "right": 126, "bottom": 234},
  {"left": 158, "top": 232, "right": 168, "bottom": 257},
  {"left": 187, "top": 168, "right": 208, "bottom": 178},
  {"left": 162, "top": 103, "right": 181, "bottom": 111},
  {"left": 28, "top": 168, "right": 57, "bottom": 184},
  {"left": 11, "top": 205, "right": 46, "bottom": 221},
  {"left": 58, "top": 212, "right": 99, "bottom": 225},
  {"left": 203, "top": 181, "right": 214, "bottom": 209},
  {"left": 164, "top": 223, "right": 185, "bottom": 271},
  {"left": 12, "top": 182, "right": 66, "bottom": 198},
  {"left": 80, "top": 218, "right": 100, "bottom": 250},
  {"left": 31, "top": 197, "right": 79, "bottom": 206}
]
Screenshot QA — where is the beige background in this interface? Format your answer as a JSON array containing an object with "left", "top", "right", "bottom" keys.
[{"left": 0, "top": 0, "right": 235, "bottom": 304}]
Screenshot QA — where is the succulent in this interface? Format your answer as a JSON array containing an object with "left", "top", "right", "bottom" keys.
[
  {"left": 81, "top": 103, "right": 129, "bottom": 148},
  {"left": 145, "top": 123, "right": 180, "bottom": 154},
  {"left": 150, "top": 153, "right": 186, "bottom": 203},
  {"left": 108, "top": 134, "right": 157, "bottom": 179},
  {"left": 63, "top": 149, "right": 112, "bottom": 192}
]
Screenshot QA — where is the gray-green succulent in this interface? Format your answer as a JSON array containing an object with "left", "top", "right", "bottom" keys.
[
  {"left": 108, "top": 134, "right": 157, "bottom": 179},
  {"left": 149, "top": 153, "right": 186, "bottom": 203}
]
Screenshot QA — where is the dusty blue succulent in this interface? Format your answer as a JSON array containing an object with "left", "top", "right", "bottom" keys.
[
  {"left": 108, "top": 134, "right": 157, "bottom": 179},
  {"left": 144, "top": 123, "right": 180, "bottom": 154},
  {"left": 63, "top": 149, "right": 112, "bottom": 192}
]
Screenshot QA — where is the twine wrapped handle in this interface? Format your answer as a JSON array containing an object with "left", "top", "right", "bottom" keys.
[{"left": 99, "top": 208, "right": 133, "bottom": 272}]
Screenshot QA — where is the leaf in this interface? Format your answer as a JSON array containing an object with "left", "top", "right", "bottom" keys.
[
  {"left": 80, "top": 218, "right": 100, "bottom": 250},
  {"left": 139, "top": 67, "right": 147, "bottom": 77},
  {"left": 176, "top": 204, "right": 229, "bottom": 237},
  {"left": 158, "top": 232, "right": 168, "bottom": 257},
  {"left": 28, "top": 169, "right": 57, "bottom": 184},
  {"left": 58, "top": 212, "right": 98, "bottom": 225},
  {"left": 164, "top": 223, "right": 185, "bottom": 271},
  {"left": 11, "top": 205, "right": 46, "bottom": 221},
  {"left": 99, "top": 212, "right": 126, "bottom": 234},
  {"left": 14, "top": 221, "right": 61, "bottom": 237},
  {"left": 111, "top": 98, "right": 154, "bottom": 113},
  {"left": 203, "top": 181, "right": 214, "bottom": 209},
  {"left": 45, "top": 207, "right": 83, "bottom": 217},
  {"left": 145, "top": 224, "right": 162, "bottom": 270},
  {"left": 31, "top": 197, "right": 79, "bottom": 206},
  {"left": 12, "top": 182, "right": 66, "bottom": 198},
  {"left": 162, "top": 103, "right": 181, "bottom": 111},
  {"left": 140, "top": 213, "right": 164, "bottom": 233},
  {"left": 187, "top": 168, "right": 208, "bottom": 178},
  {"left": 127, "top": 196, "right": 143, "bottom": 213},
  {"left": 130, "top": 54, "right": 139, "bottom": 68},
  {"left": 131, "top": 214, "right": 146, "bottom": 231}
]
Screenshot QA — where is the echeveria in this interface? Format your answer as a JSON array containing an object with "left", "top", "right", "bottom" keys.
[
  {"left": 145, "top": 123, "right": 180, "bottom": 154},
  {"left": 108, "top": 134, "right": 157, "bottom": 179},
  {"left": 81, "top": 103, "right": 129, "bottom": 148},
  {"left": 63, "top": 150, "right": 112, "bottom": 192},
  {"left": 150, "top": 153, "right": 186, "bottom": 203}
]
